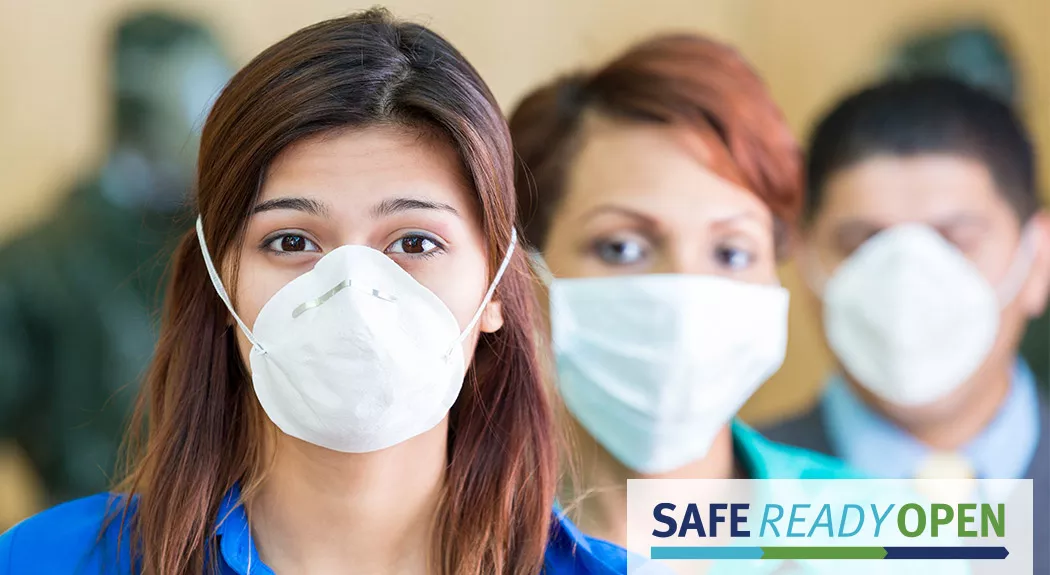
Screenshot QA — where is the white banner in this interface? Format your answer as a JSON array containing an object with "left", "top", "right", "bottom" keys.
[{"left": 626, "top": 479, "right": 1033, "bottom": 575}]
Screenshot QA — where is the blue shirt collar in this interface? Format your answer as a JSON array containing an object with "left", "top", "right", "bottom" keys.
[
  {"left": 731, "top": 419, "right": 858, "bottom": 479},
  {"left": 214, "top": 485, "right": 271, "bottom": 575},
  {"left": 821, "top": 357, "right": 1041, "bottom": 479},
  {"left": 213, "top": 484, "right": 622, "bottom": 575},
  {"left": 732, "top": 420, "right": 775, "bottom": 478}
]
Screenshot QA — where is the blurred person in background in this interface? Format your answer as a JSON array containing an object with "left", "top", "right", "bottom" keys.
[
  {"left": 0, "top": 9, "right": 630, "bottom": 574},
  {"left": 890, "top": 24, "right": 1049, "bottom": 384},
  {"left": 762, "top": 76, "right": 1050, "bottom": 571},
  {"left": 510, "top": 33, "right": 857, "bottom": 549},
  {"left": 0, "top": 12, "right": 231, "bottom": 507}
]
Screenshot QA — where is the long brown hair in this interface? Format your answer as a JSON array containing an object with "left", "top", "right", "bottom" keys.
[
  {"left": 510, "top": 34, "right": 802, "bottom": 252},
  {"left": 115, "top": 9, "right": 555, "bottom": 574}
]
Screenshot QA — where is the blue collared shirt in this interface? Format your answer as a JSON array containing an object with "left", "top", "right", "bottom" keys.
[
  {"left": 0, "top": 425, "right": 859, "bottom": 575},
  {"left": 821, "top": 357, "right": 1041, "bottom": 479},
  {"left": 0, "top": 484, "right": 629, "bottom": 574}
]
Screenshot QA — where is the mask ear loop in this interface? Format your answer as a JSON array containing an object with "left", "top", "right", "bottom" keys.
[
  {"left": 444, "top": 227, "right": 518, "bottom": 359},
  {"left": 996, "top": 222, "right": 1040, "bottom": 306},
  {"left": 196, "top": 216, "right": 266, "bottom": 354}
]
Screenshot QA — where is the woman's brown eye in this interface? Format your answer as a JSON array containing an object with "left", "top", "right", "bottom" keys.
[
  {"left": 386, "top": 234, "right": 441, "bottom": 256},
  {"left": 281, "top": 235, "right": 307, "bottom": 251},
  {"left": 401, "top": 237, "right": 425, "bottom": 254},
  {"left": 715, "top": 245, "right": 754, "bottom": 270},
  {"left": 266, "top": 234, "right": 318, "bottom": 253},
  {"left": 594, "top": 238, "right": 647, "bottom": 265}
]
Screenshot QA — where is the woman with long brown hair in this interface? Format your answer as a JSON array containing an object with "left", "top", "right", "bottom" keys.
[
  {"left": 511, "top": 34, "right": 859, "bottom": 549},
  {"left": 0, "top": 9, "right": 625, "bottom": 574}
]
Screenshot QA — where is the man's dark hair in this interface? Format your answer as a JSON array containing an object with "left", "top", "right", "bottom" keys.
[{"left": 805, "top": 76, "right": 1038, "bottom": 223}]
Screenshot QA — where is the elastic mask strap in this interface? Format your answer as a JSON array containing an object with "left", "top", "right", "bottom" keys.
[
  {"left": 445, "top": 228, "right": 518, "bottom": 357},
  {"left": 196, "top": 216, "right": 265, "bottom": 352},
  {"left": 997, "top": 222, "right": 1039, "bottom": 306}
]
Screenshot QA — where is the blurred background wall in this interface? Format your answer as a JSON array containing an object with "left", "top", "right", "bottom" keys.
[{"left": 0, "top": 0, "right": 1047, "bottom": 525}]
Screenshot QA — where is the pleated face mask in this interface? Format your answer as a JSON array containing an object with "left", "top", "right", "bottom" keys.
[
  {"left": 548, "top": 272, "right": 790, "bottom": 473},
  {"left": 197, "top": 217, "right": 516, "bottom": 453}
]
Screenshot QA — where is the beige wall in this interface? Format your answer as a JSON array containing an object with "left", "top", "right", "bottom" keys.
[{"left": 0, "top": 0, "right": 1047, "bottom": 429}]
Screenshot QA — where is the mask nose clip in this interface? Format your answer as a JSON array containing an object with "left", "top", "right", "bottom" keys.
[{"left": 291, "top": 279, "right": 398, "bottom": 319}]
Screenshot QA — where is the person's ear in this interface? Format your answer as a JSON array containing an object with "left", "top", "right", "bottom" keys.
[
  {"left": 1019, "top": 210, "right": 1050, "bottom": 318},
  {"left": 793, "top": 226, "right": 827, "bottom": 300},
  {"left": 479, "top": 299, "right": 504, "bottom": 333}
]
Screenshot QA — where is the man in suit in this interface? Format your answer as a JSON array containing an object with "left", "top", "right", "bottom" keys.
[
  {"left": 762, "top": 76, "right": 1049, "bottom": 570},
  {"left": 889, "top": 24, "right": 1048, "bottom": 390}
]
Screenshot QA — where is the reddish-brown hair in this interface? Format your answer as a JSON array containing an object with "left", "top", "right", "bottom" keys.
[
  {"left": 114, "top": 9, "right": 555, "bottom": 575},
  {"left": 510, "top": 34, "right": 802, "bottom": 250}
]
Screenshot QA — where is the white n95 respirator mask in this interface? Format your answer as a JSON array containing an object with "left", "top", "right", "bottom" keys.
[
  {"left": 196, "top": 217, "right": 516, "bottom": 453},
  {"left": 549, "top": 273, "right": 790, "bottom": 474},
  {"left": 811, "top": 223, "right": 1035, "bottom": 407}
]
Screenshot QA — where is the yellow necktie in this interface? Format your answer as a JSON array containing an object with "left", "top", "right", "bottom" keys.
[
  {"left": 914, "top": 451, "right": 977, "bottom": 480},
  {"left": 913, "top": 451, "right": 978, "bottom": 504}
]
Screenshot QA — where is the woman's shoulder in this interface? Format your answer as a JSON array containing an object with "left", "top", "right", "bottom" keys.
[
  {"left": 566, "top": 532, "right": 675, "bottom": 574},
  {"left": 0, "top": 493, "right": 132, "bottom": 574},
  {"left": 545, "top": 508, "right": 625, "bottom": 574}
]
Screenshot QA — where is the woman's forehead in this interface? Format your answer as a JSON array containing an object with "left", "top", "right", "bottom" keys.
[
  {"left": 259, "top": 126, "right": 476, "bottom": 217},
  {"left": 560, "top": 120, "right": 770, "bottom": 227}
]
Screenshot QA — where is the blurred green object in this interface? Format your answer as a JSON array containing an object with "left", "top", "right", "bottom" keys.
[
  {"left": 889, "top": 23, "right": 1047, "bottom": 388},
  {"left": 889, "top": 24, "right": 1017, "bottom": 104},
  {"left": 1023, "top": 310, "right": 1049, "bottom": 385},
  {"left": 0, "top": 12, "right": 230, "bottom": 504}
]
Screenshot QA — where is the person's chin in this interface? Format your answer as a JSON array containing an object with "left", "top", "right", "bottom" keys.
[{"left": 870, "top": 381, "right": 980, "bottom": 429}]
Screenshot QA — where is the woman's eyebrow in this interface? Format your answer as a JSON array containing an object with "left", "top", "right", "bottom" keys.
[
  {"left": 934, "top": 213, "right": 990, "bottom": 231},
  {"left": 252, "top": 196, "right": 331, "bottom": 216},
  {"left": 370, "top": 197, "right": 460, "bottom": 217},
  {"left": 710, "top": 209, "right": 767, "bottom": 226},
  {"left": 577, "top": 204, "right": 659, "bottom": 230}
]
